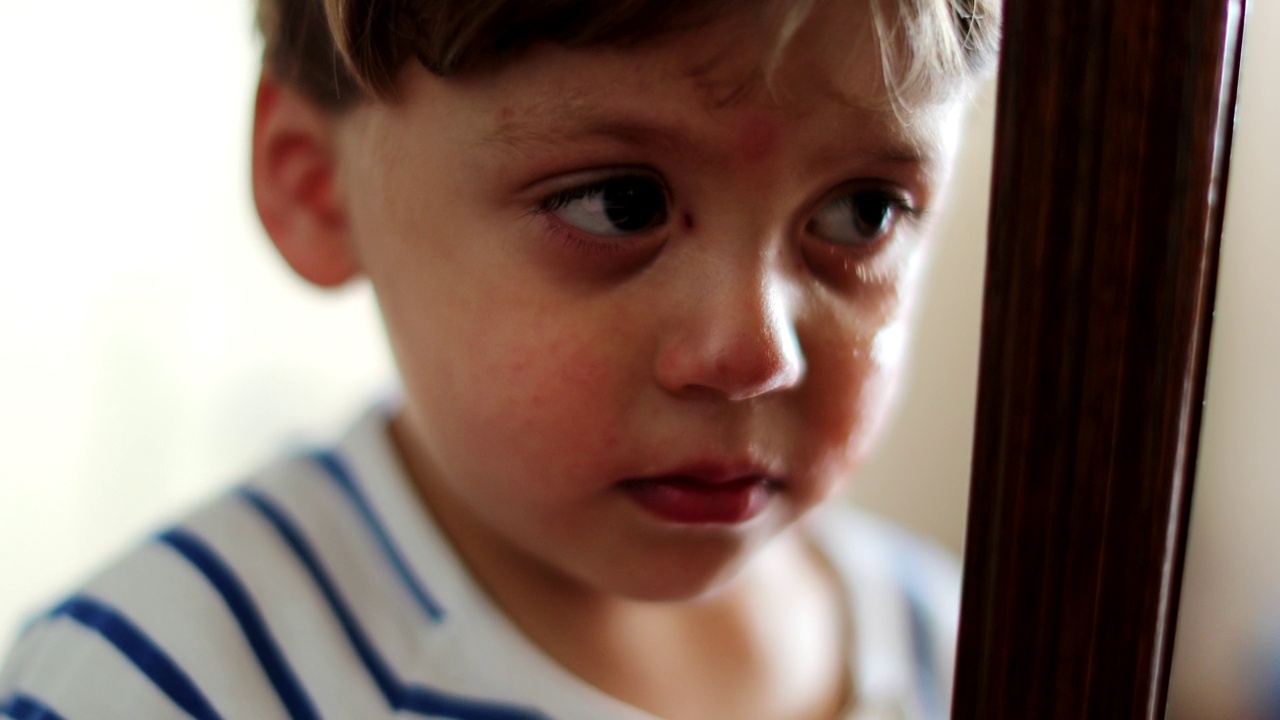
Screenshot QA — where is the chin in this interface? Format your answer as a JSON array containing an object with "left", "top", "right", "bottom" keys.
[
  {"left": 612, "top": 576, "right": 738, "bottom": 605},
  {"left": 595, "top": 548, "right": 758, "bottom": 605}
]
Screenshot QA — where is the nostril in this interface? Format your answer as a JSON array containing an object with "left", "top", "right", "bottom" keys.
[
  {"left": 654, "top": 267, "right": 805, "bottom": 401},
  {"left": 659, "top": 328, "right": 805, "bottom": 402},
  {"left": 728, "top": 338, "right": 805, "bottom": 399}
]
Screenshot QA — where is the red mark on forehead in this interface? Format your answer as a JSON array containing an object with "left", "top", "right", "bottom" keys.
[{"left": 734, "top": 115, "right": 780, "bottom": 164}]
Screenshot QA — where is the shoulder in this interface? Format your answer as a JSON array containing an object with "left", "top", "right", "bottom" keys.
[
  {"left": 809, "top": 503, "right": 961, "bottom": 612},
  {"left": 806, "top": 503, "right": 961, "bottom": 719},
  {"left": 810, "top": 502, "right": 960, "bottom": 613},
  {"left": 0, "top": 444, "right": 412, "bottom": 720},
  {"left": 0, "top": 408, "right": 558, "bottom": 720}
]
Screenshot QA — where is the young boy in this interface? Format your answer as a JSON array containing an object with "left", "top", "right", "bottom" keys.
[{"left": 0, "top": 0, "right": 998, "bottom": 717}]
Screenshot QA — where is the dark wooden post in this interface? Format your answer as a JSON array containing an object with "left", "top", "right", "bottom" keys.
[{"left": 952, "top": 0, "right": 1248, "bottom": 717}]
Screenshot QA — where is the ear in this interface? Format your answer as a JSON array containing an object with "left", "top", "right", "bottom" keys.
[{"left": 252, "top": 73, "right": 360, "bottom": 288}]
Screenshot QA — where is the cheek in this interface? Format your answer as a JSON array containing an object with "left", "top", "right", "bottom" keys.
[
  {"left": 807, "top": 338, "right": 886, "bottom": 450},
  {"left": 800, "top": 294, "right": 912, "bottom": 471},
  {"left": 801, "top": 354, "right": 899, "bottom": 502},
  {"left": 845, "top": 349, "right": 900, "bottom": 462},
  {"left": 488, "top": 341, "right": 617, "bottom": 433},
  {"left": 416, "top": 306, "right": 634, "bottom": 480}
]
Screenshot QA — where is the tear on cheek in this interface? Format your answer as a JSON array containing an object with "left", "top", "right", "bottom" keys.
[{"left": 872, "top": 321, "right": 909, "bottom": 369}]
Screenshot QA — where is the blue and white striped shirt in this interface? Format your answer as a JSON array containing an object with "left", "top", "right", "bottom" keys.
[{"left": 0, "top": 407, "right": 959, "bottom": 719}]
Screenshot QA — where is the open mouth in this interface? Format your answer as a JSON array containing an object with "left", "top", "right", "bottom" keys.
[{"left": 618, "top": 475, "right": 780, "bottom": 525}]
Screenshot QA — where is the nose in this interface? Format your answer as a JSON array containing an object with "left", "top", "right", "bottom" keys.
[{"left": 654, "top": 268, "right": 806, "bottom": 401}]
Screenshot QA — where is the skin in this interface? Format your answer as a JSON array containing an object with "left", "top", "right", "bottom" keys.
[{"left": 253, "top": 1, "right": 965, "bottom": 717}]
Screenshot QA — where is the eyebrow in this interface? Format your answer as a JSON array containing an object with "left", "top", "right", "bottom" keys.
[
  {"left": 486, "top": 109, "right": 935, "bottom": 171},
  {"left": 487, "top": 113, "right": 707, "bottom": 161}
]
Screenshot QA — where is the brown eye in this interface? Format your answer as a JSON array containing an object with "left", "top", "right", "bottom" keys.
[
  {"left": 808, "top": 191, "right": 909, "bottom": 246},
  {"left": 542, "top": 175, "right": 668, "bottom": 237}
]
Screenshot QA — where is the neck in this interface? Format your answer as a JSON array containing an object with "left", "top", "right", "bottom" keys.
[
  {"left": 390, "top": 415, "right": 850, "bottom": 719},
  {"left": 469, "top": 524, "right": 851, "bottom": 720}
]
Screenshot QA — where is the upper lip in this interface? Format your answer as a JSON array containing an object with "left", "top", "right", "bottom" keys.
[{"left": 623, "top": 460, "right": 784, "bottom": 486}]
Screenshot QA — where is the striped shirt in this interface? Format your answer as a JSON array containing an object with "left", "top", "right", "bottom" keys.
[{"left": 0, "top": 406, "right": 959, "bottom": 719}]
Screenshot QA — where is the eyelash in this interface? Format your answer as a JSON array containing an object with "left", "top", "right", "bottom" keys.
[
  {"left": 533, "top": 174, "right": 670, "bottom": 254},
  {"left": 531, "top": 177, "right": 923, "bottom": 259},
  {"left": 820, "top": 190, "right": 922, "bottom": 238},
  {"left": 538, "top": 180, "right": 613, "bottom": 212},
  {"left": 542, "top": 220, "right": 640, "bottom": 255},
  {"left": 879, "top": 194, "right": 922, "bottom": 223},
  {"left": 792, "top": 187, "right": 929, "bottom": 289}
]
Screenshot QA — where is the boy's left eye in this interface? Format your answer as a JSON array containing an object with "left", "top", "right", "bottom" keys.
[
  {"left": 807, "top": 191, "right": 913, "bottom": 247},
  {"left": 541, "top": 175, "right": 669, "bottom": 237}
]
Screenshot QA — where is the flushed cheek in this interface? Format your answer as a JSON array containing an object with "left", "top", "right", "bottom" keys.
[
  {"left": 793, "top": 378, "right": 892, "bottom": 516},
  {"left": 431, "top": 319, "right": 635, "bottom": 490},
  {"left": 510, "top": 347, "right": 626, "bottom": 452},
  {"left": 800, "top": 324, "right": 899, "bottom": 479}
]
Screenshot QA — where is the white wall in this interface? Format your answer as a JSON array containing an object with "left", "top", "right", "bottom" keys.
[
  {"left": 1165, "top": 3, "right": 1280, "bottom": 712},
  {"left": 0, "top": 1, "right": 1276, "bottom": 716},
  {"left": 0, "top": 0, "right": 394, "bottom": 652}
]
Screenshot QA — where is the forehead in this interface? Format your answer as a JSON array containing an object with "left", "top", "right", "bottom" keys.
[
  {"left": 581, "top": 0, "right": 894, "bottom": 111},
  {"left": 482, "top": 93, "right": 948, "bottom": 177},
  {"left": 346, "top": 0, "right": 966, "bottom": 185},
  {"left": 461, "top": 1, "right": 953, "bottom": 161},
  {"left": 484, "top": 89, "right": 948, "bottom": 184}
]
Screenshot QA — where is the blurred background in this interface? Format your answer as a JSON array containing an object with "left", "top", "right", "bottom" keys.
[{"left": 0, "top": 1, "right": 1275, "bottom": 716}]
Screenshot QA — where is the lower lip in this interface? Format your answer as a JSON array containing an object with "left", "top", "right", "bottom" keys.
[{"left": 620, "top": 477, "right": 775, "bottom": 525}]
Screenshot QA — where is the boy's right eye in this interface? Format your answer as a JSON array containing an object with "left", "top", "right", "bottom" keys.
[{"left": 539, "top": 175, "right": 669, "bottom": 237}]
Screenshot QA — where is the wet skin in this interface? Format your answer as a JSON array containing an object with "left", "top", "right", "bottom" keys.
[{"left": 264, "top": 2, "right": 965, "bottom": 717}]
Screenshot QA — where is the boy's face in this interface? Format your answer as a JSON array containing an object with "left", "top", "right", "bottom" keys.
[{"left": 326, "top": 0, "right": 962, "bottom": 601}]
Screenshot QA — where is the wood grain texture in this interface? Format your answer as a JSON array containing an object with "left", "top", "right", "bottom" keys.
[{"left": 952, "top": 0, "right": 1247, "bottom": 717}]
